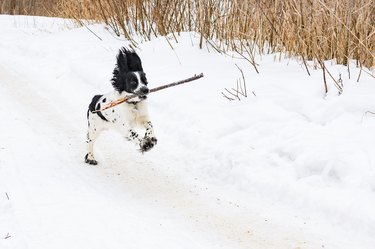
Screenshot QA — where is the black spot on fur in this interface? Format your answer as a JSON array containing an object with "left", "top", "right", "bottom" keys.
[
  {"left": 85, "top": 154, "right": 97, "bottom": 165},
  {"left": 129, "top": 130, "right": 139, "bottom": 140},
  {"left": 89, "top": 95, "right": 101, "bottom": 112},
  {"left": 140, "top": 137, "right": 157, "bottom": 153},
  {"left": 97, "top": 112, "right": 107, "bottom": 122},
  {"left": 88, "top": 95, "right": 108, "bottom": 122},
  {"left": 102, "top": 98, "right": 106, "bottom": 103}
]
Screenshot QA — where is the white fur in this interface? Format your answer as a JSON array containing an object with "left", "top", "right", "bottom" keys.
[
  {"left": 133, "top": 72, "right": 143, "bottom": 93},
  {"left": 85, "top": 91, "right": 156, "bottom": 165}
]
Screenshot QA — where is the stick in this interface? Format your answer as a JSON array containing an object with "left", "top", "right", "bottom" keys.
[{"left": 93, "top": 73, "right": 204, "bottom": 113}]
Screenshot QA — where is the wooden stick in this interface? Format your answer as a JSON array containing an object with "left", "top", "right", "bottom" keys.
[{"left": 93, "top": 73, "right": 204, "bottom": 113}]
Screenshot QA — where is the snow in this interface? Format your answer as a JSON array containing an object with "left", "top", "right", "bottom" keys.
[{"left": 0, "top": 15, "right": 375, "bottom": 249}]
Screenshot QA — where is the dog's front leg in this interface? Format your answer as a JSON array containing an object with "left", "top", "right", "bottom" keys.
[
  {"left": 139, "top": 119, "right": 157, "bottom": 152},
  {"left": 126, "top": 128, "right": 153, "bottom": 153},
  {"left": 126, "top": 129, "right": 142, "bottom": 146},
  {"left": 144, "top": 121, "right": 156, "bottom": 139}
]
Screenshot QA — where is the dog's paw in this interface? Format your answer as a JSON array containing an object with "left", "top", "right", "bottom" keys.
[
  {"left": 140, "top": 137, "right": 157, "bottom": 153},
  {"left": 85, "top": 153, "right": 98, "bottom": 165}
]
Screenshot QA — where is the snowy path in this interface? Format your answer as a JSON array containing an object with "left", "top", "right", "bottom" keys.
[
  {"left": 1, "top": 15, "right": 375, "bottom": 249},
  {"left": 0, "top": 66, "right": 309, "bottom": 249}
]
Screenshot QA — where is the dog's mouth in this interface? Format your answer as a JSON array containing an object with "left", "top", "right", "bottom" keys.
[
  {"left": 128, "top": 94, "right": 147, "bottom": 104},
  {"left": 134, "top": 87, "right": 149, "bottom": 100},
  {"left": 131, "top": 92, "right": 148, "bottom": 102}
]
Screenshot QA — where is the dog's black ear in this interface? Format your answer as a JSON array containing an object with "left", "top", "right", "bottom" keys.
[
  {"left": 116, "top": 48, "right": 129, "bottom": 73},
  {"left": 120, "top": 47, "right": 143, "bottom": 72},
  {"left": 112, "top": 47, "right": 144, "bottom": 93}
]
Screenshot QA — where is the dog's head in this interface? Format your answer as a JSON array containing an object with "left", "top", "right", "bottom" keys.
[{"left": 111, "top": 48, "right": 149, "bottom": 100}]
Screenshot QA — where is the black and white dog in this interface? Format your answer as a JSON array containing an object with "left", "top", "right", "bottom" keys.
[{"left": 85, "top": 48, "right": 157, "bottom": 165}]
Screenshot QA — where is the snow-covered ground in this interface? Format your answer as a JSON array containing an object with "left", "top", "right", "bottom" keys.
[{"left": 0, "top": 15, "right": 374, "bottom": 249}]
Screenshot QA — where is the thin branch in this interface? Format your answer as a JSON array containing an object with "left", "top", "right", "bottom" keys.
[
  {"left": 235, "top": 64, "right": 247, "bottom": 97},
  {"left": 79, "top": 20, "right": 103, "bottom": 41},
  {"left": 361, "top": 111, "right": 375, "bottom": 123},
  {"left": 222, "top": 65, "right": 252, "bottom": 101},
  {"left": 225, "top": 88, "right": 240, "bottom": 100},
  {"left": 94, "top": 73, "right": 204, "bottom": 112},
  {"left": 365, "top": 111, "right": 375, "bottom": 116},
  {"left": 318, "top": 60, "right": 328, "bottom": 96},
  {"left": 221, "top": 92, "right": 235, "bottom": 101},
  {"left": 357, "top": 61, "right": 363, "bottom": 83},
  {"left": 302, "top": 55, "right": 311, "bottom": 76}
]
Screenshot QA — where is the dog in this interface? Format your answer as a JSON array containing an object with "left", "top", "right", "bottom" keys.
[{"left": 85, "top": 48, "right": 157, "bottom": 165}]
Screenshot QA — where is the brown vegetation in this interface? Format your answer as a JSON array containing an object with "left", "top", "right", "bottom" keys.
[
  {"left": 0, "top": 0, "right": 57, "bottom": 16},
  {"left": 1, "top": 0, "right": 374, "bottom": 70}
]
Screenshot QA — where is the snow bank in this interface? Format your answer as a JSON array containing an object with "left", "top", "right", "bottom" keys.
[{"left": 0, "top": 15, "right": 375, "bottom": 249}]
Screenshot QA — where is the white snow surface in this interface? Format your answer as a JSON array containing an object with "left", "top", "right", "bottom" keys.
[{"left": 0, "top": 15, "right": 375, "bottom": 249}]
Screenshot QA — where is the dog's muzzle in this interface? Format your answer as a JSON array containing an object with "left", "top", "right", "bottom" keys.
[
  {"left": 140, "top": 87, "right": 149, "bottom": 95},
  {"left": 137, "top": 87, "right": 149, "bottom": 98},
  {"left": 134, "top": 87, "right": 149, "bottom": 100}
]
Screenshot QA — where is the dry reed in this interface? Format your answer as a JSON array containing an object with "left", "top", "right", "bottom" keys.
[
  {"left": 2, "top": 0, "right": 374, "bottom": 71},
  {"left": 0, "top": 0, "right": 57, "bottom": 16},
  {"left": 55, "top": 0, "right": 374, "bottom": 71}
]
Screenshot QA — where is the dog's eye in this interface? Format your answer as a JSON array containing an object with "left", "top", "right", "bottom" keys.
[{"left": 130, "top": 81, "right": 137, "bottom": 86}]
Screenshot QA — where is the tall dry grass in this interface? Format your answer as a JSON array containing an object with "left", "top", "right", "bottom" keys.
[
  {"left": 0, "top": 0, "right": 57, "bottom": 16},
  {"left": 1, "top": 0, "right": 374, "bottom": 72},
  {"left": 55, "top": 0, "right": 374, "bottom": 72}
]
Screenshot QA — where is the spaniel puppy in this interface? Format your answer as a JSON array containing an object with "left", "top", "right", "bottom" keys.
[{"left": 85, "top": 48, "right": 157, "bottom": 165}]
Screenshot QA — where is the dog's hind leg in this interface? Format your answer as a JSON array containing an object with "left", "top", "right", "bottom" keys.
[
  {"left": 85, "top": 128, "right": 99, "bottom": 165},
  {"left": 85, "top": 118, "right": 103, "bottom": 165}
]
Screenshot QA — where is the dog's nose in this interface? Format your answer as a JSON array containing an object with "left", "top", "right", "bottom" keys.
[{"left": 140, "top": 87, "right": 149, "bottom": 95}]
